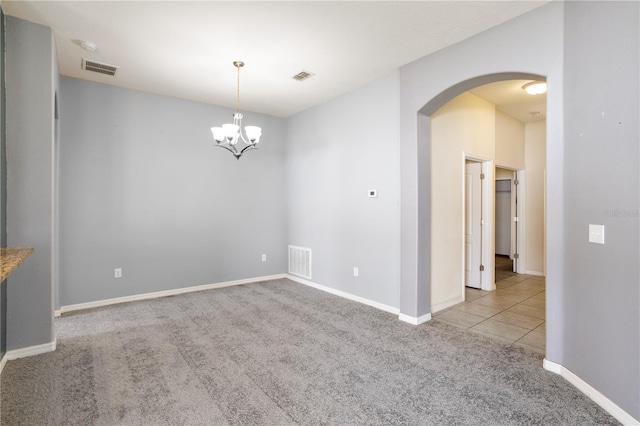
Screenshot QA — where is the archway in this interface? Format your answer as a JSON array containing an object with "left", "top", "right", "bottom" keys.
[{"left": 398, "top": 72, "right": 547, "bottom": 326}]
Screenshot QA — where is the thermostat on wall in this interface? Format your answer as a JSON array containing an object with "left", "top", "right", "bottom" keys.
[{"left": 368, "top": 189, "right": 378, "bottom": 198}]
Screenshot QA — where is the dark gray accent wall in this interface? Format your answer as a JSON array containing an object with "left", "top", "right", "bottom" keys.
[
  {"left": 5, "top": 16, "right": 55, "bottom": 350},
  {"left": 563, "top": 1, "right": 639, "bottom": 418},
  {"left": 58, "top": 77, "right": 286, "bottom": 306}
]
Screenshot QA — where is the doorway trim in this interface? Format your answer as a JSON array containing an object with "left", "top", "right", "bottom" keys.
[
  {"left": 463, "top": 154, "right": 494, "bottom": 292},
  {"left": 514, "top": 170, "right": 526, "bottom": 274},
  {"left": 495, "top": 165, "right": 526, "bottom": 275}
]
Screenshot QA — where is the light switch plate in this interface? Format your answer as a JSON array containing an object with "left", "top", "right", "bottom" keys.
[{"left": 589, "top": 224, "right": 605, "bottom": 244}]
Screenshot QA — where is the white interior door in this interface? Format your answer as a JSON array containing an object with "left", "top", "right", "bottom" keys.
[
  {"left": 495, "top": 179, "right": 511, "bottom": 256},
  {"left": 465, "top": 162, "right": 482, "bottom": 289}
]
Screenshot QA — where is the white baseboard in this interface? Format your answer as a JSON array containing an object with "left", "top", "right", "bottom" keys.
[
  {"left": 431, "top": 295, "right": 464, "bottom": 314},
  {"left": 544, "top": 358, "right": 639, "bottom": 425},
  {"left": 398, "top": 313, "right": 432, "bottom": 325},
  {"left": 0, "top": 340, "right": 57, "bottom": 375},
  {"left": 284, "top": 274, "right": 400, "bottom": 315},
  {"left": 6, "top": 340, "right": 57, "bottom": 360},
  {"left": 525, "top": 270, "right": 545, "bottom": 277},
  {"left": 542, "top": 358, "right": 562, "bottom": 374},
  {"left": 56, "top": 273, "right": 401, "bottom": 320},
  {"left": 56, "top": 274, "right": 287, "bottom": 316}
]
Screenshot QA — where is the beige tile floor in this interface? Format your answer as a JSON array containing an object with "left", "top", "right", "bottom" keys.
[{"left": 433, "top": 273, "right": 546, "bottom": 354}]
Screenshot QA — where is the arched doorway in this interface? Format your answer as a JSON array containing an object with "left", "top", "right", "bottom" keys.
[
  {"left": 398, "top": 72, "right": 548, "bottom": 326},
  {"left": 426, "top": 81, "right": 548, "bottom": 352}
]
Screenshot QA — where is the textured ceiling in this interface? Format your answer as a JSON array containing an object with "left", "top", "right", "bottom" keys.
[{"left": 2, "top": 1, "right": 548, "bottom": 119}]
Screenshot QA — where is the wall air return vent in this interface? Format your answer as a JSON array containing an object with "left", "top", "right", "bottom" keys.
[
  {"left": 288, "top": 245, "right": 312, "bottom": 279},
  {"left": 292, "top": 71, "right": 314, "bottom": 81},
  {"left": 82, "top": 58, "right": 119, "bottom": 76}
]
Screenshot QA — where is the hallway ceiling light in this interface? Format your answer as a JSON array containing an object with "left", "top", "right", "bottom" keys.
[
  {"left": 210, "top": 61, "right": 262, "bottom": 160},
  {"left": 522, "top": 81, "right": 547, "bottom": 95}
]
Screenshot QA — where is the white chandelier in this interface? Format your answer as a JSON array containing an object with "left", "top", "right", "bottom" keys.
[{"left": 211, "top": 61, "right": 262, "bottom": 160}]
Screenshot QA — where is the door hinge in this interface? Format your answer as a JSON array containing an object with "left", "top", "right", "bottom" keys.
[
  {"left": 514, "top": 179, "right": 519, "bottom": 185},
  {"left": 480, "top": 173, "right": 485, "bottom": 180},
  {"left": 480, "top": 264, "right": 485, "bottom": 271},
  {"left": 513, "top": 253, "right": 520, "bottom": 259}
]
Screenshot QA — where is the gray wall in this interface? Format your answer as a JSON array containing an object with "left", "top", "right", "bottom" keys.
[
  {"left": 58, "top": 77, "right": 286, "bottom": 306},
  {"left": 397, "top": 0, "right": 639, "bottom": 419},
  {"left": 398, "top": 2, "right": 564, "bottom": 325},
  {"left": 3, "top": 1, "right": 639, "bottom": 420},
  {"left": 563, "top": 1, "right": 639, "bottom": 418},
  {"left": 53, "top": 47, "right": 60, "bottom": 311},
  {"left": 5, "top": 16, "right": 55, "bottom": 350},
  {"left": 285, "top": 74, "right": 401, "bottom": 309},
  {"left": 1, "top": 9, "right": 7, "bottom": 358},
  {"left": 1, "top": 10, "right": 6, "bottom": 249}
]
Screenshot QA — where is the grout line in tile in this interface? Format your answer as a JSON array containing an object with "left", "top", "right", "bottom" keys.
[
  {"left": 434, "top": 271, "right": 545, "bottom": 349},
  {"left": 514, "top": 328, "right": 545, "bottom": 345}
]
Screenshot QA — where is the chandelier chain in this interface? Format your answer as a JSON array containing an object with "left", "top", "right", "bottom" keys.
[{"left": 236, "top": 64, "right": 241, "bottom": 112}]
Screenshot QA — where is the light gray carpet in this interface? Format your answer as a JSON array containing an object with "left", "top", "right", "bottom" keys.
[{"left": 1, "top": 279, "right": 618, "bottom": 425}]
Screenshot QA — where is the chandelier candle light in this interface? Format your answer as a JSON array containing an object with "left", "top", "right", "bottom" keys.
[{"left": 211, "top": 61, "right": 262, "bottom": 159}]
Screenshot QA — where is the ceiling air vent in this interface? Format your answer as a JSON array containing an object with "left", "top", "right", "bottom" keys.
[
  {"left": 292, "top": 70, "right": 314, "bottom": 81},
  {"left": 82, "top": 58, "right": 119, "bottom": 76}
]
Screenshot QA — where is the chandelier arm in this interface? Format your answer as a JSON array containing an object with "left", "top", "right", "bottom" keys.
[
  {"left": 236, "top": 131, "right": 251, "bottom": 146},
  {"left": 214, "top": 144, "right": 240, "bottom": 157},
  {"left": 239, "top": 144, "right": 258, "bottom": 155}
]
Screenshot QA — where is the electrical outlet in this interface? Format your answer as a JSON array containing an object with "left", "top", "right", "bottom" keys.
[
  {"left": 261, "top": 254, "right": 267, "bottom": 262},
  {"left": 114, "top": 268, "right": 122, "bottom": 278},
  {"left": 353, "top": 267, "right": 359, "bottom": 277}
]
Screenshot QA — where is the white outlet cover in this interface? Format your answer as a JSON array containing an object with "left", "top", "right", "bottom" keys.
[
  {"left": 589, "top": 224, "right": 605, "bottom": 244},
  {"left": 368, "top": 189, "right": 377, "bottom": 198}
]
